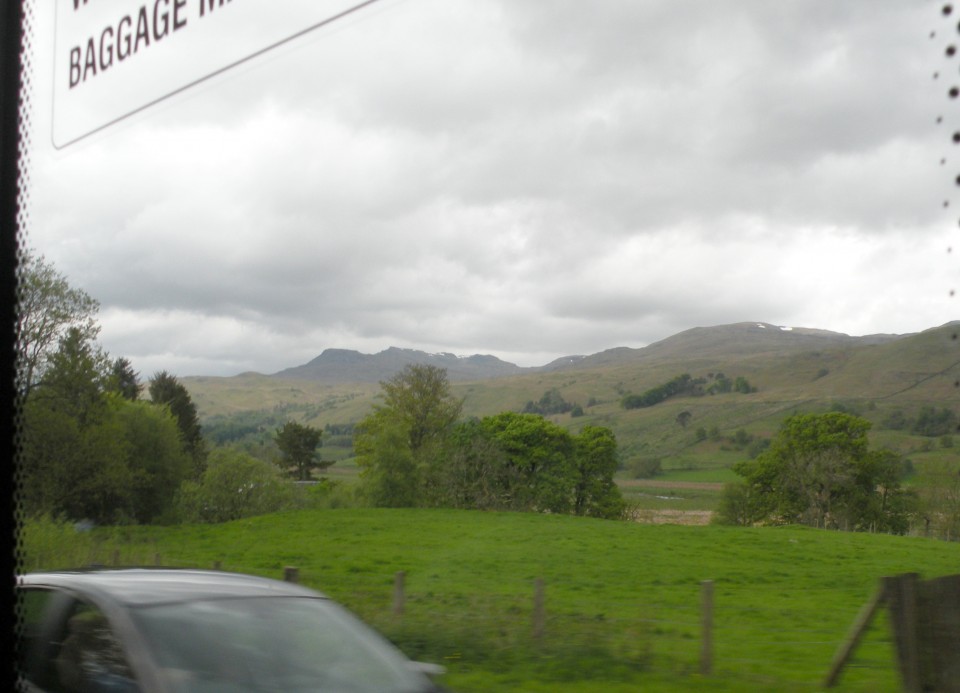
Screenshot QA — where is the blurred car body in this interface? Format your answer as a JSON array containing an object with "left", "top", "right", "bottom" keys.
[{"left": 16, "top": 568, "right": 446, "bottom": 693}]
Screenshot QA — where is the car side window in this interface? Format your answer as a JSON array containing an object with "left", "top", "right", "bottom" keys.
[
  {"left": 54, "top": 601, "right": 141, "bottom": 693},
  {"left": 17, "top": 587, "right": 59, "bottom": 687}
]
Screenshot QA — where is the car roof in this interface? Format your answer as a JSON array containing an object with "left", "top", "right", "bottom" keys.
[{"left": 18, "top": 568, "right": 329, "bottom": 607}]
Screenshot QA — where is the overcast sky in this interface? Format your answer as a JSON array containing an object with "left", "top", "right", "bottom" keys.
[{"left": 21, "top": 0, "right": 959, "bottom": 377}]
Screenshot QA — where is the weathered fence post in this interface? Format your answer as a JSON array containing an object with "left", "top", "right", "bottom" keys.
[
  {"left": 533, "top": 578, "right": 546, "bottom": 644},
  {"left": 393, "top": 571, "right": 406, "bottom": 617},
  {"left": 213, "top": 560, "right": 221, "bottom": 571},
  {"left": 917, "top": 573, "right": 960, "bottom": 691},
  {"left": 283, "top": 566, "right": 300, "bottom": 584},
  {"left": 112, "top": 549, "right": 120, "bottom": 567},
  {"left": 700, "top": 580, "right": 714, "bottom": 676},
  {"left": 886, "top": 573, "right": 921, "bottom": 693},
  {"left": 823, "top": 582, "right": 886, "bottom": 688}
]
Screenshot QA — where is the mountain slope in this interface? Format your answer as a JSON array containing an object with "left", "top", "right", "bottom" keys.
[
  {"left": 184, "top": 322, "right": 960, "bottom": 468},
  {"left": 267, "top": 322, "right": 907, "bottom": 384}
]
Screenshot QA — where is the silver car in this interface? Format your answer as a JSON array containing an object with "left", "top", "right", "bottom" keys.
[{"left": 17, "top": 568, "right": 446, "bottom": 692}]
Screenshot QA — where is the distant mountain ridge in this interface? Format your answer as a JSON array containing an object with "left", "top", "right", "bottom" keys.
[
  {"left": 272, "top": 346, "right": 525, "bottom": 383},
  {"left": 269, "top": 322, "right": 916, "bottom": 384}
]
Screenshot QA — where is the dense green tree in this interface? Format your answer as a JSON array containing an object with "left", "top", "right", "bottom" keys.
[
  {"left": 31, "top": 327, "right": 111, "bottom": 423},
  {"left": 843, "top": 449, "right": 916, "bottom": 534},
  {"left": 881, "top": 408, "right": 908, "bottom": 431},
  {"left": 732, "top": 429, "right": 753, "bottom": 448},
  {"left": 355, "top": 417, "right": 420, "bottom": 507},
  {"left": 379, "top": 364, "right": 463, "bottom": 454},
  {"left": 19, "top": 393, "right": 135, "bottom": 524},
  {"left": 707, "top": 375, "right": 732, "bottom": 395},
  {"left": 274, "top": 421, "right": 326, "bottom": 481},
  {"left": 19, "top": 327, "right": 127, "bottom": 523},
  {"left": 108, "top": 357, "right": 140, "bottom": 401},
  {"left": 113, "top": 398, "right": 193, "bottom": 523},
  {"left": 355, "top": 365, "right": 462, "bottom": 506},
  {"left": 480, "top": 412, "right": 577, "bottom": 514},
  {"left": 149, "top": 371, "right": 207, "bottom": 476},
  {"left": 21, "top": 394, "right": 195, "bottom": 526},
  {"left": 713, "top": 481, "right": 767, "bottom": 526},
  {"left": 912, "top": 406, "right": 957, "bottom": 437},
  {"left": 523, "top": 388, "right": 573, "bottom": 416},
  {"left": 16, "top": 250, "right": 100, "bottom": 393},
  {"left": 725, "top": 412, "right": 911, "bottom": 532},
  {"left": 622, "top": 374, "right": 703, "bottom": 409},
  {"left": 356, "top": 366, "right": 621, "bottom": 518},
  {"left": 916, "top": 458, "right": 960, "bottom": 539},
  {"left": 423, "top": 419, "right": 518, "bottom": 510},
  {"left": 175, "top": 449, "right": 302, "bottom": 523},
  {"left": 572, "top": 426, "right": 625, "bottom": 519},
  {"left": 16, "top": 271, "right": 199, "bottom": 525}
]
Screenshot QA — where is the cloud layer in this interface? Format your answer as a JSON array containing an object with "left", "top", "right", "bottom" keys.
[{"left": 25, "top": 0, "right": 957, "bottom": 376}]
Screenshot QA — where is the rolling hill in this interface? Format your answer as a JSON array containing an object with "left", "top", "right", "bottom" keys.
[{"left": 183, "top": 321, "right": 960, "bottom": 471}]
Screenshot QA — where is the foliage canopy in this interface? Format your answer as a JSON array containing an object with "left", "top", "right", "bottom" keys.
[
  {"left": 718, "top": 412, "right": 913, "bottom": 533},
  {"left": 274, "top": 421, "right": 326, "bottom": 481},
  {"left": 356, "top": 366, "right": 623, "bottom": 518},
  {"left": 16, "top": 250, "right": 100, "bottom": 394}
]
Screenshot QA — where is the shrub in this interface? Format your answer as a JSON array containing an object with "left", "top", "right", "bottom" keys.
[
  {"left": 175, "top": 449, "right": 304, "bottom": 523},
  {"left": 629, "top": 457, "right": 662, "bottom": 479}
]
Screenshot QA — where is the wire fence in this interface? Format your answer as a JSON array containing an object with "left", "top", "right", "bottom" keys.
[{"left": 20, "top": 542, "right": 909, "bottom": 690}]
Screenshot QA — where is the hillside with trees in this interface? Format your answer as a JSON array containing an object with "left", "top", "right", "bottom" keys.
[
  {"left": 181, "top": 320, "right": 960, "bottom": 537},
  {"left": 14, "top": 254, "right": 960, "bottom": 537}
]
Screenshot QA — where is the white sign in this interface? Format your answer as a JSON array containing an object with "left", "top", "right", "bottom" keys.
[{"left": 53, "top": 0, "right": 379, "bottom": 148}]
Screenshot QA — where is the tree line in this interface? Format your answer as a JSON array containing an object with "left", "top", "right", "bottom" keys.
[
  {"left": 16, "top": 253, "right": 624, "bottom": 525},
  {"left": 18, "top": 253, "right": 955, "bottom": 536},
  {"left": 355, "top": 364, "right": 624, "bottom": 519},
  {"left": 621, "top": 372, "right": 756, "bottom": 410},
  {"left": 16, "top": 252, "right": 329, "bottom": 525}
]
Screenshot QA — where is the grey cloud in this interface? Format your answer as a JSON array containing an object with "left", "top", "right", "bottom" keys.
[{"left": 25, "top": 0, "right": 954, "bottom": 377}]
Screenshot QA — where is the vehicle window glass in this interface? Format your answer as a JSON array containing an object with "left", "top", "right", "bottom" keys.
[
  {"left": 55, "top": 601, "right": 141, "bottom": 693},
  {"left": 133, "top": 596, "right": 429, "bottom": 693}
]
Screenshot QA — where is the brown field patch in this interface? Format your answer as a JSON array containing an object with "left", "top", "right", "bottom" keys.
[
  {"left": 619, "top": 479, "right": 724, "bottom": 491},
  {"left": 626, "top": 509, "right": 714, "bottom": 525}
]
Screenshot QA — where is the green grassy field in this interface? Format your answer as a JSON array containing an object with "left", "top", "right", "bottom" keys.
[{"left": 20, "top": 509, "right": 960, "bottom": 692}]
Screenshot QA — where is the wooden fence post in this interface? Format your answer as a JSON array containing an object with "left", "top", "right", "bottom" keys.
[
  {"left": 533, "top": 578, "right": 546, "bottom": 644},
  {"left": 823, "top": 583, "right": 886, "bottom": 687},
  {"left": 917, "top": 573, "right": 960, "bottom": 692},
  {"left": 283, "top": 566, "right": 300, "bottom": 584},
  {"left": 213, "top": 560, "right": 221, "bottom": 570},
  {"left": 112, "top": 549, "right": 120, "bottom": 567},
  {"left": 700, "top": 580, "right": 713, "bottom": 676},
  {"left": 393, "top": 571, "right": 406, "bottom": 617},
  {"left": 886, "top": 573, "right": 921, "bottom": 693}
]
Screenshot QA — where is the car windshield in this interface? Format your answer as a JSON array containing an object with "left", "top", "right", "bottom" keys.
[{"left": 130, "top": 596, "right": 432, "bottom": 693}]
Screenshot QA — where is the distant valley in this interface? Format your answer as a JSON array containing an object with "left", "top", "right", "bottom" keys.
[{"left": 184, "top": 321, "right": 960, "bottom": 472}]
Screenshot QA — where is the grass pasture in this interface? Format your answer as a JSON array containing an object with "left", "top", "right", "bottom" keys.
[{"left": 20, "top": 509, "right": 960, "bottom": 692}]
